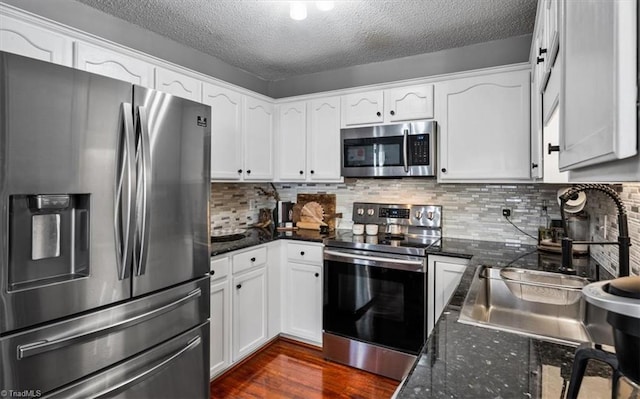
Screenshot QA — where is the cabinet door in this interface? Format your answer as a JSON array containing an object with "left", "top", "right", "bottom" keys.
[
  {"left": 202, "top": 83, "right": 243, "bottom": 180},
  {"left": 285, "top": 262, "right": 322, "bottom": 344},
  {"left": 341, "top": 90, "right": 383, "bottom": 126},
  {"left": 437, "top": 69, "right": 531, "bottom": 181},
  {"left": 155, "top": 66, "right": 202, "bottom": 102},
  {"left": 434, "top": 262, "right": 467, "bottom": 323},
  {"left": 559, "top": 0, "right": 637, "bottom": 170},
  {"left": 278, "top": 101, "right": 307, "bottom": 181},
  {"left": 210, "top": 278, "right": 230, "bottom": 378},
  {"left": 308, "top": 96, "right": 341, "bottom": 181},
  {"left": 544, "top": 0, "right": 559, "bottom": 69},
  {"left": 243, "top": 97, "right": 274, "bottom": 180},
  {"left": 232, "top": 267, "right": 267, "bottom": 361},
  {"left": 0, "top": 15, "right": 72, "bottom": 66},
  {"left": 384, "top": 84, "right": 434, "bottom": 122},
  {"left": 74, "top": 42, "right": 154, "bottom": 87}
]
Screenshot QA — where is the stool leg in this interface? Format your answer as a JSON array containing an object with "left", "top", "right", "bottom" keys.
[{"left": 567, "top": 343, "right": 619, "bottom": 399}]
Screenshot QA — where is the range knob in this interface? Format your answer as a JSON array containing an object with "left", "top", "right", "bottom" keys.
[
  {"left": 415, "top": 211, "right": 423, "bottom": 219},
  {"left": 357, "top": 208, "right": 365, "bottom": 216},
  {"left": 427, "top": 211, "right": 434, "bottom": 220},
  {"left": 367, "top": 208, "right": 375, "bottom": 216}
]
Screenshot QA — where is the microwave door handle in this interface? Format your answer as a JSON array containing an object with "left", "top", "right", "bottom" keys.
[{"left": 403, "top": 129, "right": 409, "bottom": 173}]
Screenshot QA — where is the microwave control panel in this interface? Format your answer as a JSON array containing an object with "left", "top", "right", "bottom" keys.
[{"left": 409, "top": 134, "right": 430, "bottom": 165}]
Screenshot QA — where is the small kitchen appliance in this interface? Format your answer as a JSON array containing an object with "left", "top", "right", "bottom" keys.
[
  {"left": 323, "top": 202, "right": 442, "bottom": 380},
  {"left": 567, "top": 276, "right": 640, "bottom": 398}
]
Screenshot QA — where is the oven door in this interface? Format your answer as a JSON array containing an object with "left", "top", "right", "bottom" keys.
[{"left": 323, "top": 248, "right": 427, "bottom": 354}]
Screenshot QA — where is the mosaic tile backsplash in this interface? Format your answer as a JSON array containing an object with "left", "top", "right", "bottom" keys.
[{"left": 210, "top": 180, "right": 639, "bottom": 276}]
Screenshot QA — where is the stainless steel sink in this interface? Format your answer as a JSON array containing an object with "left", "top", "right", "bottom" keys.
[{"left": 459, "top": 266, "right": 613, "bottom": 346}]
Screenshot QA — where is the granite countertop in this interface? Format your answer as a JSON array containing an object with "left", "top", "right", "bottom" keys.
[
  {"left": 210, "top": 226, "right": 331, "bottom": 256},
  {"left": 397, "top": 239, "right": 620, "bottom": 399}
]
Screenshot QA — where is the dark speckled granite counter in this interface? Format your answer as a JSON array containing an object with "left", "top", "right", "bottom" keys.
[
  {"left": 210, "top": 227, "right": 331, "bottom": 256},
  {"left": 397, "top": 239, "right": 622, "bottom": 399}
]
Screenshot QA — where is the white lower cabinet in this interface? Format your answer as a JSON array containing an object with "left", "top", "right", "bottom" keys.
[
  {"left": 232, "top": 266, "right": 268, "bottom": 362},
  {"left": 209, "top": 277, "right": 230, "bottom": 378},
  {"left": 282, "top": 241, "right": 323, "bottom": 346},
  {"left": 428, "top": 255, "right": 469, "bottom": 336},
  {"left": 284, "top": 262, "right": 322, "bottom": 344}
]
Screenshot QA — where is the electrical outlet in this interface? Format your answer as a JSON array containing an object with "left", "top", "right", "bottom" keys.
[{"left": 502, "top": 208, "right": 511, "bottom": 217}]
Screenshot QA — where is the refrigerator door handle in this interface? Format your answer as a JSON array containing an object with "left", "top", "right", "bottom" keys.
[
  {"left": 16, "top": 288, "right": 202, "bottom": 360},
  {"left": 134, "top": 106, "right": 152, "bottom": 277},
  {"left": 86, "top": 336, "right": 201, "bottom": 398},
  {"left": 114, "top": 102, "right": 136, "bottom": 280}
]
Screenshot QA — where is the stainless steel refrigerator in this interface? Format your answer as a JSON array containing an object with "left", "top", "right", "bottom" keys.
[{"left": 0, "top": 52, "right": 211, "bottom": 398}]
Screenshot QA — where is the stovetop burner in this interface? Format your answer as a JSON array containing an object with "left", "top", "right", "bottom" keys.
[{"left": 324, "top": 202, "right": 443, "bottom": 256}]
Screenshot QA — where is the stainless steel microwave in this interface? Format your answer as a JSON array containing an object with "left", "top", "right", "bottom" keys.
[{"left": 340, "top": 121, "right": 437, "bottom": 177}]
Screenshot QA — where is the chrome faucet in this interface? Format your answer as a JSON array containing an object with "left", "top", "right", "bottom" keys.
[{"left": 559, "top": 184, "right": 631, "bottom": 277}]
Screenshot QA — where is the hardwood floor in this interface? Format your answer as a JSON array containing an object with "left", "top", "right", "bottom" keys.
[{"left": 210, "top": 339, "right": 400, "bottom": 399}]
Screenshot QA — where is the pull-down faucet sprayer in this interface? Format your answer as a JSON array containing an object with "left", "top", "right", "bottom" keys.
[{"left": 559, "top": 184, "right": 631, "bottom": 277}]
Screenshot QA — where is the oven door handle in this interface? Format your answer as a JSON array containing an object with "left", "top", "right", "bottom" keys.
[{"left": 324, "top": 249, "right": 425, "bottom": 272}]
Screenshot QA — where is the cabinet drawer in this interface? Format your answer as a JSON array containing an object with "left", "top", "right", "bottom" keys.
[
  {"left": 232, "top": 247, "right": 267, "bottom": 274},
  {"left": 210, "top": 257, "right": 230, "bottom": 281},
  {"left": 287, "top": 243, "right": 323, "bottom": 264}
]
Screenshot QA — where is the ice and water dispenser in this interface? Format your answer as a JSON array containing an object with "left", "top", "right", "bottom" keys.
[{"left": 9, "top": 194, "right": 90, "bottom": 291}]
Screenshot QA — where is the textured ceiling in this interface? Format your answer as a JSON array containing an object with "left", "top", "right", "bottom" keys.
[{"left": 74, "top": 0, "right": 537, "bottom": 81}]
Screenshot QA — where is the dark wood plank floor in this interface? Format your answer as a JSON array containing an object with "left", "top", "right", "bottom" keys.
[{"left": 210, "top": 339, "right": 399, "bottom": 399}]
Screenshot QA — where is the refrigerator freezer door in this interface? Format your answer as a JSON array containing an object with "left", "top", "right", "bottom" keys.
[
  {"left": 131, "top": 86, "right": 211, "bottom": 297},
  {"left": 0, "top": 52, "right": 133, "bottom": 333},
  {"left": 0, "top": 277, "right": 209, "bottom": 395},
  {"left": 44, "top": 322, "right": 209, "bottom": 399}
]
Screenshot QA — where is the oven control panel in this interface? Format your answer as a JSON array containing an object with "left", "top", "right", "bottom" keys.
[{"left": 352, "top": 202, "right": 442, "bottom": 228}]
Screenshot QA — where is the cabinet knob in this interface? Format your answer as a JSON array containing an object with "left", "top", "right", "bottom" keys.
[
  {"left": 237, "top": 169, "right": 242, "bottom": 174},
  {"left": 536, "top": 56, "right": 545, "bottom": 64},
  {"left": 211, "top": 270, "right": 215, "bottom": 276},
  {"left": 236, "top": 284, "right": 242, "bottom": 289},
  {"left": 531, "top": 163, "right": 539, "bottom": 169},
  {"left": 246, "top": 170, "right": 251, "bottom": 175},
  {"left": 376, "top": 111, "right": 381, "bottom": 117},
  {"left": 310, "top": 170, "right": 315, "bottom": 174},
  {"left": 441, "top": 168, "right": 447, "bottom": 173},
  {"left": 314, "top": 273, "right": 319, "bottom": 278},
  {"left": 299, "top": 170, "right": 303, "bottom": 175},
  {"left": 548, "top": 143, "right": 560, "bottom": 154},
  {"left": 539, "top": 47, "right": 547, "bottom": 56},
  {"left": 250, "top": 257, "right": 256, "bottom": 262},
  {"left": 300, "top": 251, "right": 305, "bottom": 256},
  {"left": 390, "top": 110, "right": 395, "bottom": 116}
]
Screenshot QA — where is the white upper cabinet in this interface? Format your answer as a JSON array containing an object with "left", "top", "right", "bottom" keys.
[
  {"left": 307, "top": 96, "right": 341, "bottom": 181},
  {"left": 243, "top": 96, "right": 274, "bottom": 180},
  {"left": 342, "top": 90, "right": 384, "bottom": 126},
  {"left": 437, "top": 68, "right": 531, "bottom": 182},
  {"left": 385, "top": 84, "right": 434, "bottom": 122},
  {"left": 341, "top": 84, "right": 434, "bottom": 127},
  {"left": 74, "top": 42, "right": 154, "bottom": 87},
  {"left": 559, "top": 0, "right": 637, "bottom": 173},
  {"left": 0, "top": 14, "right": 72, "bottom": 66},
  {"left": 203, "top": 83, "right": 243, "bottom": 180},
  {"left": 155, "top": 66, "right": 202, "bottom": 102},
  {"left": 277, "top": 96, "right": 342, "bottom": 182},
  {"left": 278, "top": 101, "right": 307, "bottom": 181},
  {"left": 544, "top": 0, "right": 560, "bottom": 69}
]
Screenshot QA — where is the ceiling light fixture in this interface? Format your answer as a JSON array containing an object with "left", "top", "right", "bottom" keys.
[
  {"left": 316, "top": 1, "right": 335, "bottom": 11},
  {"left": 290, "top": 2, "right": 307, "bottom": 21}
]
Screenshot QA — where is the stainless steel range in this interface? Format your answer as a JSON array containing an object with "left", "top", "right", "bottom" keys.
[{"left": 322, "top": 202, "right": 442, "bottom": 380}]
